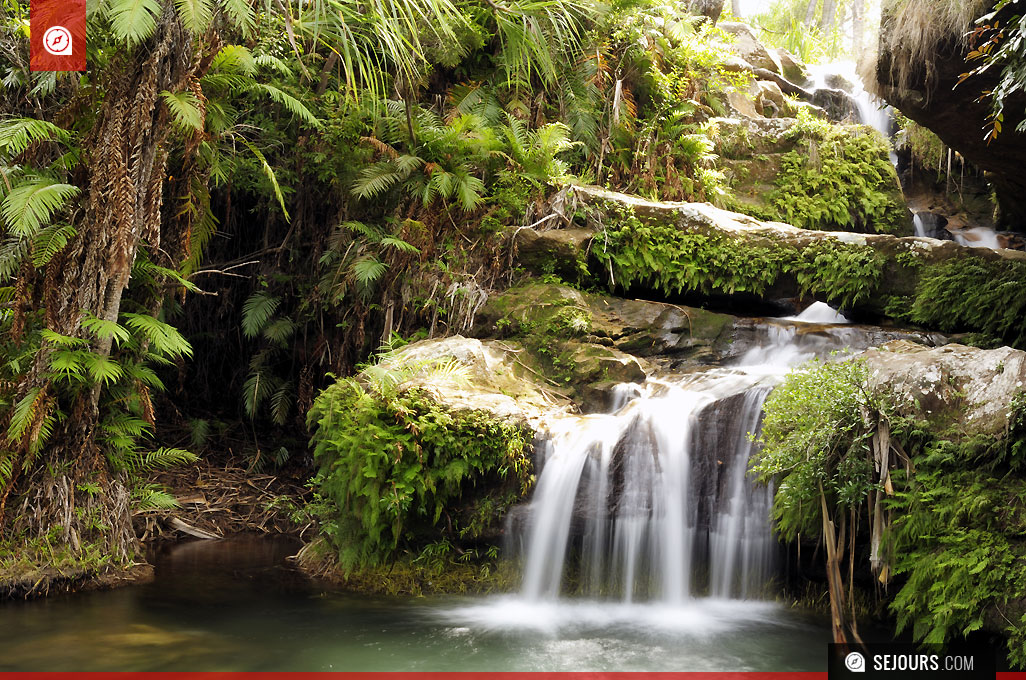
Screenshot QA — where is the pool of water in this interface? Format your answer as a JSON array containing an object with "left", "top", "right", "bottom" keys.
[{"left": 0, "top": 536, "right": 831, "bottom": 672}]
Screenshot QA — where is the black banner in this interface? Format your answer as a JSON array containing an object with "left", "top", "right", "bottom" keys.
[{"left": 829, "top": 642, "right": 996, "bottom": 680}]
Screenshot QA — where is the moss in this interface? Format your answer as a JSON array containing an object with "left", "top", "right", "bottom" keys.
[
  {"left": 907, "top": 256, "right": 1026, "bottom": 348},
  {"left": 306, "top": 382, "right": 532, "bottom": 574},
  {"left": 592, "top": 205, "right": 885, "bottom": 308},
  {"left": 766, "top": 113, "right": 906, "bottom": 234},
  {"left": 725, "top": 111, "right": 908, "bottom": 235},
  {"left": 297, "top": 537, "right": 519, "bottom": 596}
]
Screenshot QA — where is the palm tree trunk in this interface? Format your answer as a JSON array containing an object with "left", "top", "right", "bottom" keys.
[
  {"left": 731, "top": 0, "right": 741, "bottom": 17},
  {"left": 5, "top": 5, "right": 195, "bottom": 563}
]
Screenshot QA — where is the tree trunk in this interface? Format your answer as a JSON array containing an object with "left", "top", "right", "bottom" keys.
[
  {"left": 4, "top": 5, "right": 195, "bottom": 563},
  {"left": 731, "top": 0, "right": 741, "bottom": 17},
  {"left": 803, "top": 0, "right": 819, "bottom": 27},
  {"left": 818, "top": 0, "right": 838, "bottom": 34},
  {"left": 851, "top": 0, "right": 865, "bottom": 56}
]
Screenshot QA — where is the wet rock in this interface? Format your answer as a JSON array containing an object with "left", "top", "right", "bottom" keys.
[
  {"left": 757, "top": 81, "right": 786, "bottom": 118},
  {"left": 774, "top": 47, "right": 809, "bottom": 85},
  {"left": 811, "top": 87, "right": 859, "bottom": 123},
  {"left": 718, "top": 22, "right": 782, "bottom": 74},
  {"left": 513, "top": 226, "right": 593, "bottom": 281},
  {"left": 687, "top": 0, "right": 724, "bottom": 24},
  {"left": 564, "top": 184, "right": 1026, "bottom": 320},
  {"left": 913, "top": 212, "right": 951, "bottom": 240}
]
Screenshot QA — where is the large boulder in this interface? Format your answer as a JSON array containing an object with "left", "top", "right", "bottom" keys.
[
  {"left": 718, "top": 22, "right": 783, "bottom": 74},
  {"left": 512, "top": 185, "right": 1026, "bottom": 329},
  {"left": 864, "top": 340, "right": 1026, "bottom": 436},
  {"left": 710, "top": 116, "right": 909, "bottom": 234},
  {"left": 374, "top": 336, "right": 572, "bottom": 425}
]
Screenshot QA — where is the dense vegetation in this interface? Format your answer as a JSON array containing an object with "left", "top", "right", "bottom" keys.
[
  {"left": 2, "top": 0, "right": 1026, "bottom": 669},
  {"left": 756, "top": 359, "right": 1026, "bottom": 662}
]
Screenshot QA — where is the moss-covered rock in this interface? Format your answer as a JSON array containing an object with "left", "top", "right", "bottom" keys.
[
  {"left": 712, "top": 112, "right": 910, "bottom": 235},
  {"left": 533, "top": 185, "right": 1026, "bottom": 340}
]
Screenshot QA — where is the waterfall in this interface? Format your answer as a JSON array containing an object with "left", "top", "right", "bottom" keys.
[{"left": 515, "top": 305, "right": 865, "bottom": 604}]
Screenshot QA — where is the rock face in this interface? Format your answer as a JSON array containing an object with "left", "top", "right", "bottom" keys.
[
  {"left": 709, "top": 113, "right": 908, "bottom": 234},
  {"left": 871, "top": 0, "right": 1026, "bottom": 229},
  {"left": 863, "top": 340, "right": 1026, "bottom": 436}
]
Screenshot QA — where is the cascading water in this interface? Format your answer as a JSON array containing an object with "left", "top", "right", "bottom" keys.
[{"left": 514, "top": 303, "right": 863, "bottom": 606}]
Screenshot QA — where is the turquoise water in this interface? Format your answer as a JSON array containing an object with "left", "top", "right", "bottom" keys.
[{"left": 0, "top": 536, "right": 830, "bottom": 672}]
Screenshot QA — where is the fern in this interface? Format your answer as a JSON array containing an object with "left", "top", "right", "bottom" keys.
[
  {"left": 30, "top": 223, "right": 76, "bottom": 267},
  {"left": 239, "top": 138, "right": 290, "bottom": 220},
  {"left": 352, "top": 257, "right": 387, "bottom": 289},
  {"left": 6, "top": 387, "right": 41, "bottom": 443},
  {"left": 82, "top": 353, "right": 124, "bottom": 385},
  {"left": 132, "top": 486, "right": 181, "bottom": 512},
  {"left": 123, "top": 447, "right": 199, "bottom": 473},
  {"left": 173, "top": 0, "right": 213, "bottom": 34},
  {"left": 0, "top": 118, "right": 70, "bottom": 159},
  {"left": 241, "top": 291, "right": 280, "bottom": 338},
  {"left": 210, "top": 44, "right": 257, "bottom": 75},
  {"left": 123, "top": 312, "right": 194, "bottom": 359},
  {"left": 254, "top": 53, "right": 292, "bottom": 76},
  {"left": 1, "top": 177, "right": 81, "bottom": 238},
  {"left": 82, "top": 313, "right": 131, "bottom": 347},
  {"left": 250, "top": 83, "right": 321, "bottom": 128},
  {"left": 221, "top": 0, "right": 256, "bottom": 36},
  {"left": 161, "top": 90, "right": 205, "bottom": 132},
  {"left": 106, "top": 0, "right": 163, "bottom": 44}
]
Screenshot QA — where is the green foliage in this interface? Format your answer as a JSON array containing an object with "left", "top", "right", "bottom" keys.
[
  {"left": 592, "top": 205, "right": 884, "bottom": 307},
  {"left": 759, "top": 357, "right": 1026, "bottom": 666},
  {"left": 755, "top": 109, "right": 906, "bottom": 234},
  {"left": 752, "top": 359, "right": 879, "bottom": 540},
  {"left": 908, "top": 257, "right": 1026, "bottom": 348},
  {"left": 307, "top": 377, "right": 531, "bottom": 572}
]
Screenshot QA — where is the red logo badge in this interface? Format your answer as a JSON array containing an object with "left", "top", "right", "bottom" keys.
[{"left": 30, "top": 0, "right": 86, "bottom": 71}]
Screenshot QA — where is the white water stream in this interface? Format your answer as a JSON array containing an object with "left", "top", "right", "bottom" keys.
[{"left": 515, "top": 303, "right": 856, "bottom": 607}]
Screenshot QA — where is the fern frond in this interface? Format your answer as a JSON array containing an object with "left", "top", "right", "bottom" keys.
[
  {"left": 82, "top": 313, "right": 131, "bottom": 347},
  {"left": 106, "top": 0, "right": 163, "bottom": 44},
  {"left": 352, "top": 161, "right": 407, "bottom": 199},
  {"left": 351, "top": 257, "right": 387, "bottom": 288},
  {"left": 82, "top": 353, "right": 124, "bottom": 385},
  {"left": 379, "top": 235, "right": 420, "bottom": 253},
  {"left": 269, "top": 382, "right": 293, "bottom": 425},
  {"left": 241, "top": 291, "right": 280, "bottom": 338},
  {"left": 161, "top": 91, "right": 205, "bottom": 133},
  {"left": 173, "top": 0, "right": 213, "bottom": 34},
  {"left": 123, "top": 312, "right": 194, "bottom": 359},
  {"left": 132, "top": 486, "right": 181, "bottom": 512},
  {"left": 262, "top": 317, "right": 296, "bottom": 345},
  {"left": 250, "top": 83, "right": 321, "bottom": 128},
  {"left": 6, "top": 387, "right": 41, "bottom": 443},
  {"left": 239, "top": 138, "right": 290, "bottom": 221},
  {"left": 220, "top": 0, "right": 256, "bottom": 36},
  {"left": 210, "top": 44, "right": 256, "bottom": 75},
  {"left": 254, "top": 53, "right": 292, "bottom": 76},
  {"left": 0, "top": 118, "right": 70, "bottom": 159},
  {"left": 30, "top": 223, "right": 75, "bottom": 268},
  {"left": 124, "top": 447, "right": 199, "bottom": 473},
  {"left": 1, "top": 177, "right": 80, "bottom": 238}
]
